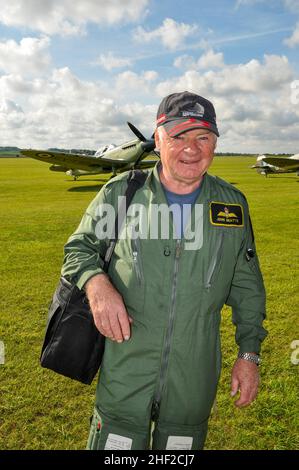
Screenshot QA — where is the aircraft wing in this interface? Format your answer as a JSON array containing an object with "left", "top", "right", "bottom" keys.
[
  {"left": 263, "top": 157, "right": 299, "bottom": 170},
  {"left": 20, "top": 149, "right": 143, "bottom": 171},
  {"left": 20, "top": 149, "right": 157, "bottom": 171},
  {"left": 20, "top": 149, "right": 106, "bottom": 171},
  {"left": 137, "top": 158, "right": 159, "bottom": 169},
  {"left": 20, "top": 147, "right": 158, "bottom": 173}
]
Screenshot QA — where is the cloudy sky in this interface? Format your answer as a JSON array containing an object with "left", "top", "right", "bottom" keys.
[{"left": 0, "top": 0, "right": 298, "bottom": 153}]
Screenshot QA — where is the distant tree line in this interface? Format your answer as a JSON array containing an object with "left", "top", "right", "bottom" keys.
[
  {"left": 0, "top": 146, "right": 21, "bottom": 151},
  {"left": 214, "top": 152, "right": 293, "bottom": 157}
]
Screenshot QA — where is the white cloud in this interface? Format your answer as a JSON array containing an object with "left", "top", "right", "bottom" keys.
[
  {"left": 158, "top": 54, "right": 293, "bottom": 97},
  {"left": 0, "top": 0, "right": 150, "bottom": 35},
  {"left": 0, "top": 37, "right": 51, "bottom": 76},
  {"left": 93, "top": 52, "right": 133, "bottom": 71},
  {"left": 174, "top": 55, "right": 196, "bottom": 70},
  {"left": 0, "top": 98, "right": 25, "bottom": 128},
  {"left": 174, "top": 49, "right": 224, "bottom": 70},
  {"left": 284, "top": 22, "right": 299, "bottom": 47},
  {"left": 196, "top": 49, "right": 225, "bottom": 69},
  {"left": 0, "top": 66, "right": 158, "bottom": 148},
  {"left": 0, "top": 46, "right": 298, "bottom": 153},
  {"left": 115, "top": 70, "right": 158, "bottom": 96},
  {"left": 156, "top": 53, "right": 299, "bottom": 153},
  {"left": 134, "top": 18, "right": 198, "bottom": 50}
]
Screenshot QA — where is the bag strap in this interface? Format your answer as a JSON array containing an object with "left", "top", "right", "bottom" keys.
[{"left": 103, "top": 170, "right": 147, "bottom": 272}]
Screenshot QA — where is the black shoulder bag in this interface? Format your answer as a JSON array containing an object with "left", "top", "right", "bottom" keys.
[{"left": 40, "top": 170, "right": 147, "bottom": 384}]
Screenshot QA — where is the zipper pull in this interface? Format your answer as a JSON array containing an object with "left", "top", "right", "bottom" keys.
[{"left": 175, "top": 240, "right": 182, "bottom": 259}]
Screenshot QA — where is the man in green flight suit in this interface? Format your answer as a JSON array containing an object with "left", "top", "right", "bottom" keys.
[{"left": 62, "top": 91, "right": 267, "bottom": 450}]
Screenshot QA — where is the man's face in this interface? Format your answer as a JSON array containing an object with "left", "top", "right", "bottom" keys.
[{"left": 155, "top": 127, "right": 216, "bottom": 186}]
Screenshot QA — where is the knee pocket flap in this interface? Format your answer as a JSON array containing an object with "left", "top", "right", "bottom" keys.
[
  {"left": 152, "top": 419, "right": 209, "bottom": 451},
  {"left": 87, "top": 408, "right": 150, "bottom": 450}
]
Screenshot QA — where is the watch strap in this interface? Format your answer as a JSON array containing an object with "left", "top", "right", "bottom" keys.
[{"left": 238, "top": 352, "right": 261, "bottom": 366}]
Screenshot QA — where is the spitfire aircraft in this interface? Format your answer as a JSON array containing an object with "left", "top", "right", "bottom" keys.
[
  {"left": 251, "top": 154, "right": 299, "bottom": 177},
  {"left": 20, "top": 123, "right": 158, "bottom": 180}
]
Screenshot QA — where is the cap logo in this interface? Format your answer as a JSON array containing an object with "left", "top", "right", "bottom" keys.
[{"left": 182, "top": 102, "right": 204, "bottom": 118}]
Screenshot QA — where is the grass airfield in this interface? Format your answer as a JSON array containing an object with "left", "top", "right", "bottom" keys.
[{"left": 0, "top": 157, "right": 298, "bottom": 450}]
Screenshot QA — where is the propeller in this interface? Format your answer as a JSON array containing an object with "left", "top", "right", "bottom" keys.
[
  {"left": 127, "top": 122, "right": 147, "bottom": 142},
  {"left": 127, "top": 122, "right": 160, "bottom": 167}
]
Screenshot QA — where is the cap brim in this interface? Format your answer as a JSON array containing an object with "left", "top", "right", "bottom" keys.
[{"left": 162, "top": 118, "right": 219, "bottom": 137}]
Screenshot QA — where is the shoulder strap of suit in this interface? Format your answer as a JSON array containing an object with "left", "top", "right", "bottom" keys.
[{"left": 103, "top": 170, "right": 147, "bottom": 272}]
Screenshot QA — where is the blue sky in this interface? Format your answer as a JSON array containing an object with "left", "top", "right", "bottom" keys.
[{"left": 0, "top": 0, "right": 298, "bottom": 152}]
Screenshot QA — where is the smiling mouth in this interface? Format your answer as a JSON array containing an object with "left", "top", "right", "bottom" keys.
[{"left": 181, "top": 160, "right": 199, "bottom": 164}]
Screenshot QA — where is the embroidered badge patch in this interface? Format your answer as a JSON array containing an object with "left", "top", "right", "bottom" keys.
[{"left": 210, "top": 202, "right": 244, "bottom": 227}]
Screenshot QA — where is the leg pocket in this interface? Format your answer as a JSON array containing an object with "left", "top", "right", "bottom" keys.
[
  {"left": 152, "top": 418, "right": 209, "bottom": 450},
  {"left": 87, "top": 407, "right": 151, "bottom": 450}
]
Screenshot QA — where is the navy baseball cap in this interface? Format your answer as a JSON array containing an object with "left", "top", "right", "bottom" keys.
[{"left": 156, "top": 91, "right": 219, "bottom": 137}]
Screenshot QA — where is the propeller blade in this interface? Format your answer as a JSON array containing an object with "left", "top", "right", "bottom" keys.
[
  {"left": 141, "top": 140, "right": 155, "bottom": 152},
  {"left": 127, "top": 122, "right": 147, "bottom": 142},
  {"left": 127, "top": 122, "right": 159, "bottom": 166}
]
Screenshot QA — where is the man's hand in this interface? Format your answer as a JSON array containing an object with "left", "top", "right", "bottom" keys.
[
  {"left": 230, "top": 357, "right": 260, "bottom": 408},
  {"left": 85, "top": 274, "right": 133, "bottom": 343}
]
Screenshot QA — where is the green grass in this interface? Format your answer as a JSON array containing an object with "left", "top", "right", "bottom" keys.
[{"left": 0, "top": 158, "right": 298, "bottom": 450}]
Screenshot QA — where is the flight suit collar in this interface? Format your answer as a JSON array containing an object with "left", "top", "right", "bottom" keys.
[{"left": 147, "top": 161, "right": 218, "bottom": 203}]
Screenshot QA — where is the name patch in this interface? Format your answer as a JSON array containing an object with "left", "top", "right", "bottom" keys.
[{"left": 210, "top": 202, "right": 244, "bottom": 227}]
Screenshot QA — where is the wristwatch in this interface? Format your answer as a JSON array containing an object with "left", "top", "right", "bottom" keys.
[{"left": 238, "top": 352, "right": 261, "bottom": 366}]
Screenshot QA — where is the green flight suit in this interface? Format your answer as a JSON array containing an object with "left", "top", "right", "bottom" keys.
[{"left": 62, "top": 163, "right": 267, "bottom": 450}]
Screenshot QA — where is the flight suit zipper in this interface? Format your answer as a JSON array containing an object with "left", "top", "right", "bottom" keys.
[
  {"left": 131, "top": 237, "right": 143, "bottom": 285},
  {"left": 152, "top": 239, "right": 182, "bottom": 421},
  {"left": 205, "top": 231, "right": 224, "bottom": 289}
]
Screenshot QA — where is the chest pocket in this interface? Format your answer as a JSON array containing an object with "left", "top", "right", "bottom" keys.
[
  {"left": 204, "top": 228, "right": 239, "bottom": 293},
  {"left": 108, "top": 236, "right": 145, "bottom": 317},
  {"left": 205, "top": 231, "right": 225, "bottom": 289}
]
